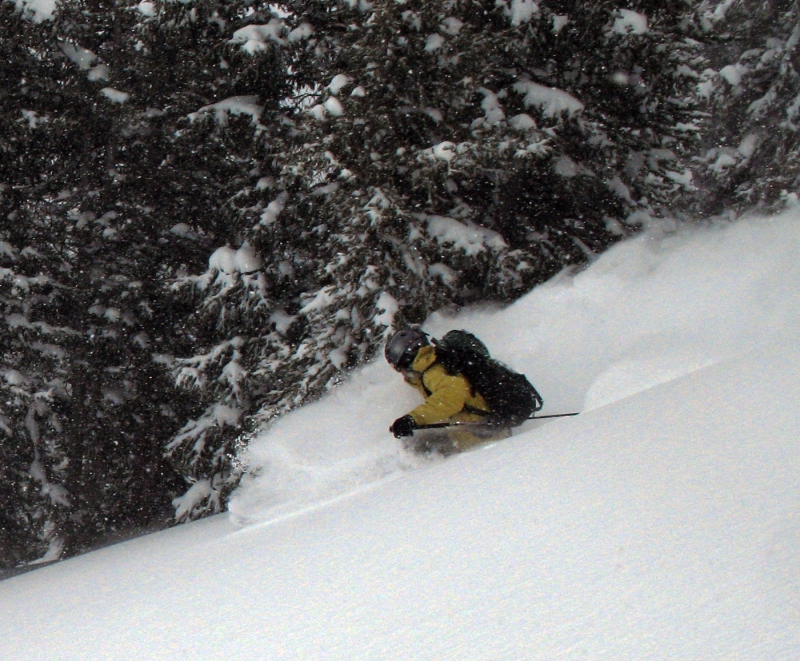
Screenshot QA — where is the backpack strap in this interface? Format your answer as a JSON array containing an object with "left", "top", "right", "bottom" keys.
[
  {"left": 420, "top": 371, "right": 434, "bottom": 398},
  {"left": 415, "top": 356, "right": 438, "bottom": 397},
  {"left": 463, "top": 403, "right": 490, "bottom": 418}
]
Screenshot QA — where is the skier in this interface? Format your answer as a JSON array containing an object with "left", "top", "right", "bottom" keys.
[{"left": 384, "top": 328, "right": 510, "bottom": 454}]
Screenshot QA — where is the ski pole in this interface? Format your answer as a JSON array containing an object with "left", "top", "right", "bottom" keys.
[
  {"left": 414, "top": 421, "right": 494, "bottom": 431},
  {"left": 415, "top": 412, "right": 580, "bottom": 431},
  {"left": 530, "top": 412, "right": 580, "bottom": 420}
]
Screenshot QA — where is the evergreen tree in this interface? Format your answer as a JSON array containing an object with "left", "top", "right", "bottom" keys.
[
  {"left": 0, "top": 0, "right": 92, "bottom": 566},
  {"left": 0, "top": 0, "right": 290, "bottom": 565},
  {"left": 13, "top": 0, "right": 794, "bottom": 561},
  {"left": 693, "top": 0, "right": 800, "bottom": 214},
  {"left": 167, "top": 0, "right": 705, "bottom": 517},
  {"left": 0, "top": 234, "right": 73, "bottom": 566}
]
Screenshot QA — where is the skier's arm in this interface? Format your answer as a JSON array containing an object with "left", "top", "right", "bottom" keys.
[{"left": 408, "top": 366, "right": 471, "bottom": 425}]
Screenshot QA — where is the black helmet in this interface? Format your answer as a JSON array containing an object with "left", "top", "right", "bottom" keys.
[{"left": 385, "top": 329, "right": 429, "bottom": 371}]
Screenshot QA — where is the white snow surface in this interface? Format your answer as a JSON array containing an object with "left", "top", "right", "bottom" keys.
[{"left": 2, "top": 211, "right": 800, "bottom": 660}]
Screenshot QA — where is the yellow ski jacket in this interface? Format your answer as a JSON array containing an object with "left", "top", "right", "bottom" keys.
[{"left": 403, "top": 345, "right": 491, "bottom": 425}]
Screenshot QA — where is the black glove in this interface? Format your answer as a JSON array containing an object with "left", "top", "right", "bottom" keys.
[{"left": 390, "top": 415, "right": 416, "bottom": 439}]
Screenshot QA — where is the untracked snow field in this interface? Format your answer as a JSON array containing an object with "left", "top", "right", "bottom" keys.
[{"left": 1, "top": 211, "right": 799, "bottom": 660}]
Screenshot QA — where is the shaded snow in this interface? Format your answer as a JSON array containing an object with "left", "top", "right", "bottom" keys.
[
  {"left": 230, "top": 20, "right": 286, "bottom": 53},
  {"left": 136, "top": 1, "right": 154, "bottom": 17},
  {"left": 188, "top": 96, "right": 263, "bottom": 126},
  {"left": 509, "top": 112, "right": 536, "bottom": 131},
  {"left": 172, "top": 479, "right": 213, "bottom": 520},
  {"left": 440, "top": 17, "right": 463, "bottom": 36},
  {"left": 424, "top": 33, "right": 445, "bottom": 52},
  {"left": 12, "top": 0, "right": 57, "bottom": 22},
  {"left": 59, "top": 41, "right": 97, "bottom": 70},
  {"left": 423, "top": 214, "right": 507, "bottom": 255},
  {"left": 498, "top": 0, "right": 539, "bottom": 26},
  {"left": 208, "top": 244, "right": 263, "bottom": 275},
  {"left": 553, "top": 14, "right": 569, "bottom": 33},
  {"left": 1, "top": 211, "right": 799, "bottom": 660},
  {"left": 720, "top": 64, "right": 744, "bottom": 86},
  {"left": 328, "top": 74, "right": 351, "bottom": 95},
  {"left": 613, "top": 9, "right": 649, "bottom": 35},
  {"left": 323, "top": 96, "right": 344, "bottom": 117},
  {"left": 288, "top": 22, "right": 314, "bottom": 42},
  {"left": 514, "top": 79, "right": 584, "bottom": 118},
  {"left": 478, "top": 87, "right": 506, "bottom": 126},
  {"left": 99, "top": 88, "right": 130, "bottom": 104}
]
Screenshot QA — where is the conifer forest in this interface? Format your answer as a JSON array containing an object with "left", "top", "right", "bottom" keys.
[{"left": 2, "top": 0, "right": 798, "bottom": 569}]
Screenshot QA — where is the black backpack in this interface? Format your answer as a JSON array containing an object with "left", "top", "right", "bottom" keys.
[{"left": 432, "top": 330, "right": 544, "bottom": 427}]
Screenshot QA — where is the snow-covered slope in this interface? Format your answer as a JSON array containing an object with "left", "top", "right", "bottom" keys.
[
  {"left": 1, "top": 212, "right": 798, "bottom": 660},
  {"left": 228, "top": 210, "right": 800, "bottom": 526}
]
